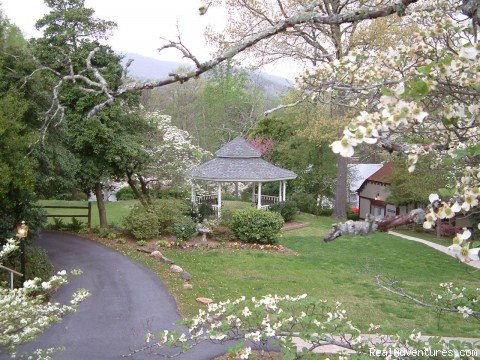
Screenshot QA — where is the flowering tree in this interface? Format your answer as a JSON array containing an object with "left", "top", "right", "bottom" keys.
[
  {"left": 317, "top": 0, "right": 479, "bottom": 259},
  {"left": 0, "top": 239, "right": 90, "bottom": 359},
  {"left": 132, "top": 293, "right": 478, "bottom": 359}
]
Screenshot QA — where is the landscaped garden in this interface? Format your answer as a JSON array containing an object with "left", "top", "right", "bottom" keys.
[{"left": 39, "top": 199, "right": 480, "bottom": 338}]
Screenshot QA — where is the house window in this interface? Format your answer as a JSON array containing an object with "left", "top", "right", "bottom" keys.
[{"left": 371, "top": 205, "right": 385, "bottom": 219}]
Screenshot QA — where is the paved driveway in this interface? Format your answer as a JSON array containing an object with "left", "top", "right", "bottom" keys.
[{"left": 17, "top": 231, "right": 229, "bottom": 360}]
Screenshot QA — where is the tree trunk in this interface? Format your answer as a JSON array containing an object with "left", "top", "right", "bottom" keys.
[
  {"left": 138, "top": 176, "right": 152, "bottom": 205},
  {"left": 94, "top": 182, "right": 108, "bottom": 229},
  {"left": 436, "top": 218, "right": 442, "bottom": 239},
  {"left": 126, "top": 172, "right": 148, "bottom": 207},
  {"left": 332, "top": 155, "right": 348, "bottom": 219},
  {"left": 71, "top": 184, "right": 78, "bottom": 201}
]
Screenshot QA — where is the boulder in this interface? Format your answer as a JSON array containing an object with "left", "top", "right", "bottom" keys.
[
  {"left": 160, "top": 256, "right": 174, "bottom": 264},
  {"left": 150, "top": 250, "right": 163, "bottom": 257},
  {"left": 180, "top": 271, "right": 192, "bottom": 281},
  {"left": 170, "top": 265, "right": 183, "bottom": 273},
  {"left": 183, "top": 283, "right": 194, "bottom": 290},
  {"left": 196, "top": 297, "right": 213, "bottom": 305}
]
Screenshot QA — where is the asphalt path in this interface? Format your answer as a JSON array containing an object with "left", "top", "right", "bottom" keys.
[{"left": 15, "top": 231, "right": 231, "bottom": 360}]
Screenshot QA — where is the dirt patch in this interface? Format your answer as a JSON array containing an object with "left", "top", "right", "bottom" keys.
[
  {"left": 83, "top": 231, "right": 297, "bottom": 255},
  {"left": 283, "top": 221, "right": 309, "bottom": 231}
]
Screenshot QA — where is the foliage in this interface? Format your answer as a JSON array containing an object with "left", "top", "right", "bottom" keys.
[
  {"left": 139, "top": 293, "right": 478, "bottom": 359},
  {"left": 189, "top": 203, "right": 214, "bottom": 223},
  {"left": 268, "top": 201, "right": 298, "bottom": 222},
  {"left": 115, "top": 186, "right": 135, "bottom": 201},
  {"left": 346, "top": 206, "right": 360, "bottom": 221},
  {"left": 230, "top": 208, "right": 284, "bottom": 244},
  {"left": 172, "top": 217, "right": 197, "bottom": 242},
  {"left": 123, "top": 199, "right": 189, "bottom": 240},
  {"left": 136, "top": 240, "right": 147, "bottom": 247},
  {"left": 116, "top": 237, "right": 126, "bottom": 244},
  {"left": 0, "top": 270, "right": 89, "bottom": 358},
  {"left": 289, "top": 193, "right": 318, "bottom": 215}
]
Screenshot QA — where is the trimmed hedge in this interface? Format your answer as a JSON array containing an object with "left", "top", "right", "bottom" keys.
[{"left": 230, "top": 207, "right": 284, "bottom": 244}]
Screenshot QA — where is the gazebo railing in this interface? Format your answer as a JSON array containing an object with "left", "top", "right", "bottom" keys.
[
  {"left": 258, "top": 195, "right": 280, "bottom": 205},
  {"left": 195, "top": 194, "right": 218, "bottom": 205}
]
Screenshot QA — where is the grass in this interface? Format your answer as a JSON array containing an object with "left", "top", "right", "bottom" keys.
[
  {"left": 38, "top": 199, "right": 138, "bottom": 228},
  {"left": 41, "top": 200, "right": 480, "bottom": 337}
]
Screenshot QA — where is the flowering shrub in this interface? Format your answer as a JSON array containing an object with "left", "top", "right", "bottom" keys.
[
  {"left": 172, "top": 217, "right": 197, "bottom": 242},
  {"left": 231, "top": 208, "right": 284, "bottom": 244},
  {"left": 137, "top": 292, "right": 479, "bottom": 359},
  {"left": 439, "top": 223, "right": 461, "bottom": 237},
  {"left": 0, "top": 271, "right": 90, "bottom": 358}
]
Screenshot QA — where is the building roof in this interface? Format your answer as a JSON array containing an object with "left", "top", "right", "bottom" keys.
[
  {"left": 356, "top": 162, "right": 395, "bottom": 192},
  {"left": 191, "top": 137, "right": 297, "bottom": 182},
  {"left": 215, "top": 136, "right": 262, "bottom": 158},
  {"left": 348, "top": 163, "right": 383, "bottom": 192}
]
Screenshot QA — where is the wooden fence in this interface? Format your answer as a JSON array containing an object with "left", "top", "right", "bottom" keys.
[{"left": 41, "top": 202, "right": 92, "bottom": 229}]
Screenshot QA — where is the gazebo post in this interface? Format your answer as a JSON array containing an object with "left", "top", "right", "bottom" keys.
[
  {"left": 282, "top": 181, "right": 287, "bottom": 201},
  {"left": 252, "top": 182, "right": 256, "bottom": 204},
  {"left": 217, "top": 183, "right": 222, "bottom": 218},
  {"left": 191, "top": 182, "right": 196, "bottom": 204},
  {"left": 257, "top": 182, "right": 262, "bottom": 209},
  {"left": 278, "top": 181, "right": 283, "bottom": 202}
]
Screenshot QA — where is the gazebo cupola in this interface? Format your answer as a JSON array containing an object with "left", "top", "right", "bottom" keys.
[{"left": 191, "top": 137, "right": 297, "bottom": 217}]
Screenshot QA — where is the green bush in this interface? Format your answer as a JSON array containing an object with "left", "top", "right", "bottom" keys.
[
  {"left": 3, "top": 245, "right": 54, "bottom": 286},
  {"left": 221, "top": 192, "right": 236, "bottom": 201},
  {"left": 230, "top": 207, "right": 284, "bottom": 244},
  {"left": 154, "top": 186, "right": 188, "bottom": 199},
  {"left": 347, "top": 207, "right": 360, "bottom": 221},
  {"left": 116, "top": 186, "right": 135, "bottom": 200},
  {"left": 173, "top": 217, "right": 197, "bottom": 241},
  {"left": 269, "top": 201, "right": 298, "bottom": 222},
  {"left": 116, "top": 237, "right": 126, "bottom": 244},
  {"left": 123, "top": 199, "right": 189, "bottom": 240},
  {"left": 290, "top": 193, "right": 318, "bottom": 214},
  {"left": 317, "top": 208, "right": 333, "bottom": 217},
  {"left": 136, "top": 240, "right": 147, "bottom": 246},
  {"left": 65, "top": 217, "right": 86, "bottom": 232}
]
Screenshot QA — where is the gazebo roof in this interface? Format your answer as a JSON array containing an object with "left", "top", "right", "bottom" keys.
[{"left": 191, "top": 137, "right": 297, "bottom": 182}]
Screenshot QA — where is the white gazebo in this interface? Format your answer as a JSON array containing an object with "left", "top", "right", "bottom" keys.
[{"left": 190, "top": 137, "right": 297, "bottom": 217}]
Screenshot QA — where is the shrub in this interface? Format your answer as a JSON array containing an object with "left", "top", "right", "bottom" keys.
[
  {"left": 230, "top": 207, "right": 284, "bottom": 244},
  {"left": 50, "top": 217, "right": 66, "bottom": 230},
  {"left": 440, "top": 223, "right": 460, "bottom": 237},
  {"left": 65, "top": 217, "right": 86, "bottom": 233},
  {"left": 346, "top": 207, "right": 360, "bottom": 221},
  {"left": 4, "top": 245, "right": 54, "bottom": 286},
  {"left": 123, "top": 199, "right": 189, "bottom": 240},
  {"left": 198, "top": 203, "right": 215, "bottom": 221},
  {"left": 136, "top": 240, "right": 147, "bottom": 247},
  {"left": 173, "top": 217, "right": 197, "bottom": 242},
  {"left": 317, "top": 208, "right": 333, "bottom": 217},
  {"left": 269, "top": 201, "right": 298, "bottom": 222},
  {"left": 290, "top": 193, "right": 318, "bottom": 214},
  {"left": 221, "top": 192, "right": 236, "bottom": 201},
  {"left": 116, "top": 237, "right": 126, "bottom": 244},
  {"left": 156, "top": 240, "right": 170, "bottom": 248},
  {"left": 116, "top": 186, "right": 135, "bottom": 200},
  {"left": 154, "top": 186, "right": 189, "bottom": 200}
]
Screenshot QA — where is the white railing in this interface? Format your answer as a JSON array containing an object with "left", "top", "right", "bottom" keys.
[
  {"left": 0, "top": 264, "right": 23, "bottom": 289},
  {"left": 259, "top": 195, "right": 279, "bottom": 205},
  {"left": 195, "top": 194, "right": 218, "bottom": 204}
]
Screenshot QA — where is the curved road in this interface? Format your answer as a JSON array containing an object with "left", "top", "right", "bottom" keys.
[{"left": 19, "top": 231, "right": 229, "bottom": 360}]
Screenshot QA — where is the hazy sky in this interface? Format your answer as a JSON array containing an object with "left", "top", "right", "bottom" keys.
[{"left": 1, "top": 0, "right": 299, "bottom": 79}]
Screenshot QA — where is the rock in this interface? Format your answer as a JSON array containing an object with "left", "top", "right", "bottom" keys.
[
  {"left": 160, "top": 256, "right": 174, "bottom": 264},
  {"left": 136, "top": 248, "right": 151, "bottom": 254},
  {"left": 180, "top": 271, "right": 192, "bottom": 281},
  {"left": 150, "top": 250, "right": 162, "bottom": 257},
  {"left": 183, "top": 283, "right": 194, "bottom": 290},
  {"left": 196, "top": 297, "right": 213, "bottom": 305},
  {"left": 170, "top": 265, "right": 183, "bottom": 273}
]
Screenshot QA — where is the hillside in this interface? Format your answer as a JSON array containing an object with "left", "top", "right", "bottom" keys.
[{"left": 120, "top": 52, "right": 293, "bottom": 98}]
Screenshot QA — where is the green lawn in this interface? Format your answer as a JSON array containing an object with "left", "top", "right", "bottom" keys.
[
  {"left": 39, "top": 200, "right": 480, "bottom": 337},
  {"left": 38, "top": 199, "right": 138, "bottom": 228}
]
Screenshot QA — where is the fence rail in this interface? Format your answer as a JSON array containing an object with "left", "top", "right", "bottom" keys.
[
  {"left": 259, "top": 195, "right": 279, "bottom": 205},
  {"left": 39, "top": 202, "right": 92, "bottom": 229},
  {"left": 195, "top": 194, "right": 218, "bottom": 205},
  {"left": 0, "top": 264, "right": 23, "bottom": 289}
]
